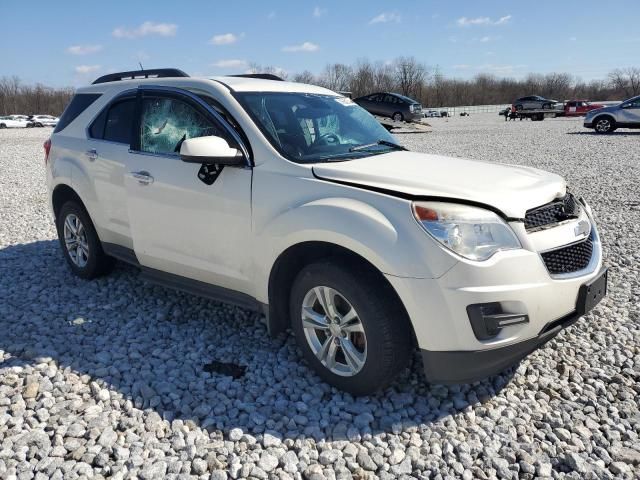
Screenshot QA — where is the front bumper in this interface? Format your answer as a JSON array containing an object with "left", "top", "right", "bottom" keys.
[
  {"left": 385, "top": 211, "right": 605, "bottom": 383},
  {"left": 420, "top": 267, "right": 607, "bottom": 383},
  {"left": 584, "top": 120, "right": 594, "bottom": 128}
]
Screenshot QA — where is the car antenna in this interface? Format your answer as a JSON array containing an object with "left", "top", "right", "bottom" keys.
[{"left": 138, "top": 62, "right": 144, "bottom": 71}]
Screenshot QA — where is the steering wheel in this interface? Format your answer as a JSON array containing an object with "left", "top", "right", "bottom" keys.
[{"left": 314, "top": 132, "right": 341, "bottom": 146}]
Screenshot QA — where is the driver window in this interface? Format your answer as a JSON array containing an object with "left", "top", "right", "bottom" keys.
[{"left": 139, "top": 96, "right": 222, "bottom": 155}]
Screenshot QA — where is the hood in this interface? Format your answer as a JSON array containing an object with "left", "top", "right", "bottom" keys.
[{"left": 313, "top": 151, "right": 566, "bottom": 218}]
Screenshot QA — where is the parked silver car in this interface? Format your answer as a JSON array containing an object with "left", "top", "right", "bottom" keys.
[{"left": 584, "top": 95, "right": 640, "bottom": 133}]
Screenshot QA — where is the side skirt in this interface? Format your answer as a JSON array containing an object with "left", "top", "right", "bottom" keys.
[{"left": 102, "top": 242, "right": 268, "bottom": 316}]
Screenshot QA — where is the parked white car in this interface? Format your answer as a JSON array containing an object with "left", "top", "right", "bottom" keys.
[
  {"left": 31, "top": 115, "right": 59, "bottom": 127},
  {"left": 0, "top": 116, "right": 29, "bottom": 128},
  {"left": 45, "top": 69, "right": 607, "bottom": 394}
]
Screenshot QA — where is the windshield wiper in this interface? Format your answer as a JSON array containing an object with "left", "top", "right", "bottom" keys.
[{"left": 349, "top": 140, "right": 407, "bottom": 152}]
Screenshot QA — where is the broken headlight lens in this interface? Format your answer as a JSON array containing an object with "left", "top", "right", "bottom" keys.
[{"left": 412, "top": 201, "right": 521, "bottom": 261}]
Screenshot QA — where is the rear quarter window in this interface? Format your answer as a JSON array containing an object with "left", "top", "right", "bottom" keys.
[{"left": 53, "top": 93, "right": 102, "bottom": 133}]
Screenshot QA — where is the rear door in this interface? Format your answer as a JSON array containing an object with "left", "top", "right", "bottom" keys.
[
  {"left": 124, "top": 87, "right": 253, "bottom": 294},
  {"left": 85, "top": 93, "right": 137, "bottom": 247}
]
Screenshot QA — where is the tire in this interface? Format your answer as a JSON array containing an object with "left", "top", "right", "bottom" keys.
[
  {"left": 594, "top": 116, "right": 616, "bottom": 134},
  {"left": 36, "top": 122, "right": 43, "bottom": 128},
  {"left": 0, "top": 124, "right": 6, "bottom": 129},
  {"left": 289, "top": 260, "right": 412, "bottom": 395},
  {"left": 392, "top": 112, "right": 404, "bottom": 122},
  {"left": 55, "top": 201, "right": 114, "bottom": 279}
]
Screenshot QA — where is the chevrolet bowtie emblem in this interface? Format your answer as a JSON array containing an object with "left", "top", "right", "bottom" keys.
[{"left": 574, "top": 220, "right": 590, "bottom": 237}]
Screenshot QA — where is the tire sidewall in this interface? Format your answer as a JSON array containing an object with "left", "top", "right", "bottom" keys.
[
  {"left": 56, "top": 202, "right": 104, "bottom": 279},
  {"left": 392, "top": 112, "right": 403, "bottom": 122},
  {"left": 289, "top": 262, "right": 406, "bottom": 395}
]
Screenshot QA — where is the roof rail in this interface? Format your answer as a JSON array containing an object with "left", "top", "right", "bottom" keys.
[
  {"left": 229, "top": 73, "right": 284, "bottom": 81},
  {"left": 92, "top": 68, "right": 189, "bottom": 85}
]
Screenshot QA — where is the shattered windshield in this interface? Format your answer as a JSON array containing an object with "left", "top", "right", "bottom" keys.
[{"left": 235, "top": 92, "right": 399, "bottom": 163}]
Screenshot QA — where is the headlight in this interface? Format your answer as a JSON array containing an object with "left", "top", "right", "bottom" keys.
[{"left": 412, "top": 201, "right": 521, "bottom": 261}]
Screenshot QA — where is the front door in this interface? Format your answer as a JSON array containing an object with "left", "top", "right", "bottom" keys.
[
  {"left": 124, "top": 89, "right": 253, "bottom": 295},
  {"left": 619, "top": 98, "right": 640, "bottom": 125}
]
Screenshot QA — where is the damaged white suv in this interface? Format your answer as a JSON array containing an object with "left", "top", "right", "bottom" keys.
[{"left": 46, "top": 69, "right": 607, "bottom": 395}]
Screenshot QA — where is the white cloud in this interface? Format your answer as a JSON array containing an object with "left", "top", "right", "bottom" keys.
[
  {"left": 282, "top": 41, "right": 319, "bottom": 52},
  {"left": 112, "top": 21, "right": 177, "bottom": 39},
  {"left": 313, "top": 6, "right": 326, "bottom": 17},
  {"left": 370, "top": 12, "right": 401, "bottom": 24},
  {"left": 457, "top": 15, "right": 511, "bottom": 27},
  {"left": 453, "top": 64, "right": 471, "bottom": 70},
  {"left": 67, "top": 44, "right": 102, "bottom": 55},
  {"left": 210, "top": 33, "right": 242, "bottom": 45},
  {"left": 74, "top": 65, "right": 101, "bottom": 74},
  {"left": 479, "top": 36, "right": 491, "bottom": 42},
  {"left": 211, "top": 59, "right": 248, "bottom": 69}
]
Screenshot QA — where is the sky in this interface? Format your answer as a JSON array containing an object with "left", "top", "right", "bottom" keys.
[{"left": 2, "top": 0, "right": 639, "bottom": 87}]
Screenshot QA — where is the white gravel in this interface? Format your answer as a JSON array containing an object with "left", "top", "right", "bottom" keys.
[{"left": 1, "top": 118, "right": 639, "bottom": 479}]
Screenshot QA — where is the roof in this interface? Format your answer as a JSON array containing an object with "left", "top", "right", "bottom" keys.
[
  {"left": 210, "top": 76, "right": 336, "bottom": 95},
  {"left": 79, "top": 72, "right": 337, "bottom": 97}
]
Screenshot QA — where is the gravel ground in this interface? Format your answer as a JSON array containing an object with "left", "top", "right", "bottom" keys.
[{"left": 1, "top": 117, "right": 638, "bottom": 480}]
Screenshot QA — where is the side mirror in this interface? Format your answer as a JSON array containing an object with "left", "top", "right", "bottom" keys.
[{"left": 180, "top": 136, "right": 245, "bottom": 166}]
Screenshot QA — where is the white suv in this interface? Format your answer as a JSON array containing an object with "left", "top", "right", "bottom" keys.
[{"left": 45, "top": 69, "right": 607, "bottom": 395}]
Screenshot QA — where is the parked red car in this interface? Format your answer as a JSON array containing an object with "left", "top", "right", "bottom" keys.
[{"left": 563, "top": 100, "right": 605, "bottom": 116}]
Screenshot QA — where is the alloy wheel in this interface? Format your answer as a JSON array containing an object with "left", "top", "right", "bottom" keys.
[
  {"left": 595, "top": 119, "right": 611, "bottom": 133},
  {"left": 301, "top": 286, "right": 367, "bottom": 376},
  {"left": 63, "top": 214, "right": 90, "bottom": 267}
]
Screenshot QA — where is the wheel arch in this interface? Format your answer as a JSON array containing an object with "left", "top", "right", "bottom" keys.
[
  {"left": 266, "top": 241, "right": 417, "bottom": 347},
  {"left": 52, "top": 183, "right": 87, "bottom": 218}
]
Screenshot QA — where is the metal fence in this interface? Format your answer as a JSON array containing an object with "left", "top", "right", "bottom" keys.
[{"left": 424, "top": 104, "right": 511, "bottom": 116}]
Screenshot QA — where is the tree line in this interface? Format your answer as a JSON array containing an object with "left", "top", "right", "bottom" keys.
[
  {"left": 0, "top": 76, "right": 74, "bottom": 116},
  {"left": 1, "top": 60, "right": 639, "bottom": 115},
  {"left": 256, "top": 59, "right": 640, "bottom": 107}
]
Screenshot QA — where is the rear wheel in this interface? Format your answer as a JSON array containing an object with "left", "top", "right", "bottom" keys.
[
  {"left": 594, "top": 116, "right": 616, "bottom": 134},
  {"left": 392, "top": 112, "right": 404, "bottom": 122},
  {"left": 0, "top": 123, "right": 6, "bottom": 129},
  {"left": 290, "top": 260, "right": 412, "bottom": 395},
  {"left": 56, "top": 201, "right": 114, "bottom": 279}
]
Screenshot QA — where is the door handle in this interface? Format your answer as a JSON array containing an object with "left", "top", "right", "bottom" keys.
[
  {"left": 130, "top": 171, "right": 154, "bottom": 185},
  {"left": 86, "top": 149, "right": 98, "bottom": 161}
]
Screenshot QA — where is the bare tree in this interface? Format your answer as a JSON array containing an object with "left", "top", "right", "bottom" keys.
[
  {"left": 393, "top": 57, "right": 427, "bottom": 99},
  {"left": 292, "top": 70, "right": 316, "bottom": 85},
  {"left": 609, "top": 67, "right": 640, "bottom": 98},
  {"left": 318, "top": 64, "right": 353, "bottom": 92}
]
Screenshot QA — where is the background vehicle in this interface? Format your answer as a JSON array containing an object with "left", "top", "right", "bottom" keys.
[
  {"left": 512, "top": 95, "right": 557, "bottom": 111},
  {"left": 30, "top": 114, "right": 59, "bottom": 127},
  {"left": 353, "top": 92, "right": 423, "bottom": 122},
  {"left": 46, "top": 69, "right": 606, "bottom": 395},
  {"left": 425, "top": 110, "right": 441, "bottom": 118},
  {"left": 0, "top": 116, "right": 28, "bottom": 128},
  {"left": 562, "top": 100, "right": 605, "bottom": 117},
  {"left": 584, "top": 95, "right": 640, "bottom": 133}
]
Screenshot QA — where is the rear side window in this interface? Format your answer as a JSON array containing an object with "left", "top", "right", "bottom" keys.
[
  {"left": 53, "top": 93, "right": 102, "bottom": 133},
  {"left": 90, "top": 98, "right": 136, "bottom": 144}
]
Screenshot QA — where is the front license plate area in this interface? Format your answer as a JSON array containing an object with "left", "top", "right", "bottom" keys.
[{"left": 576, "top": 268, "right": 608, "bottom": 316}]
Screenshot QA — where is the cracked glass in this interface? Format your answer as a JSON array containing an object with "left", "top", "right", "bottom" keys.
[{"left": 140, "top": 96, "right": 222, "bottom": 155}]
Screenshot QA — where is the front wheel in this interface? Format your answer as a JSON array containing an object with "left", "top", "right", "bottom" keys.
[
  {"left": 392, "top": 112, "right": 404, "bottom": 122},
  {"left": 594, "top": 117, "right": 616, "bottom": 134},
  {"left": 56, "top": 201, "right": 114, "bottom": 279},
  {"left": 290, "top": 261, "right": 412, "bottom": 395}
]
